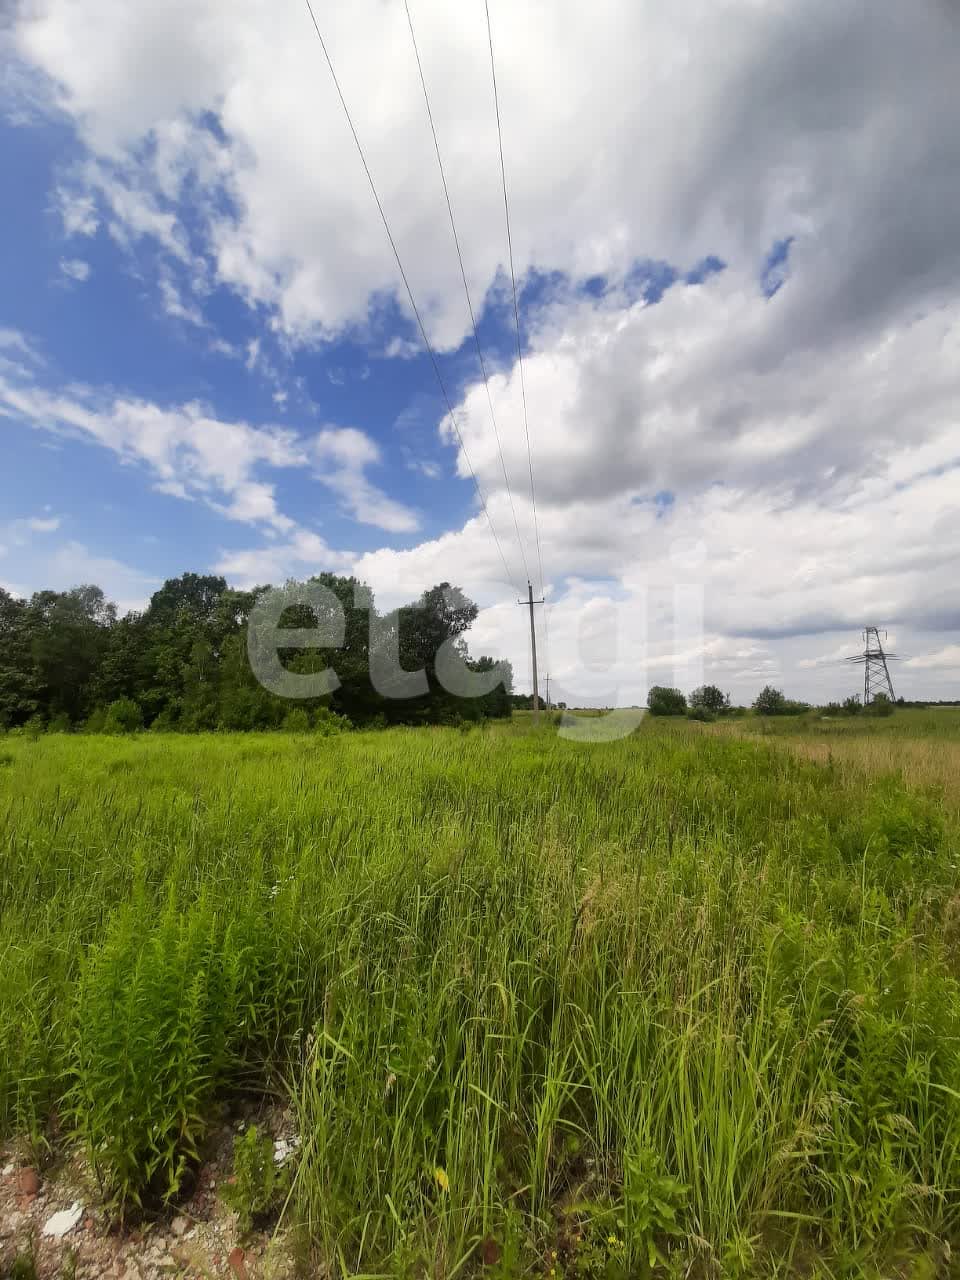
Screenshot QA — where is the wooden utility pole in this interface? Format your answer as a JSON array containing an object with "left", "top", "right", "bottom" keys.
[
  {"left": 544, "top": 673, "right": 551, "bottom": 711},
  {"left": 520, "top": 581, "right": 545, "bottom": 724}
]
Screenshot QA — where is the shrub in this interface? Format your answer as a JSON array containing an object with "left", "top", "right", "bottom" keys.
[
  {"left": 866, "top": 693, "right": 895, "bottom": 717},
  {"left": 686, "top": 706, "right": 715, "bottom": 723},
  {"left": 103, "top": 698, "right": 143, "bottom": 734},
  {"left": 314, "top": 706, "right": 352, "bottom": 736},
  {"left": 83, "top": 708, "right": 107, "bottom": 734},
  {"left": 222, "top": 1124, "right": 286, "bottom": 1233},
  {"left": 47, "top": 712, "right": 72, "bottom": 733},
  {"left": 647, "top": 686, "right": 687, "bottom": 716},
  {"left": 753, "top": 686, "right": 809, "bottom": 716},
  {"left": 282, "top": 708, "right": 311, "bottom": 733}
]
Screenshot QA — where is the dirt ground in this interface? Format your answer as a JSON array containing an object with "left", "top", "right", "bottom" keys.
[{"left": 0, "top": 1105, "right": 298, "bottom": 1280}]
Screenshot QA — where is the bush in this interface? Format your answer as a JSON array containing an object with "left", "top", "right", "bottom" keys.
[
  {"left": 149, "top": 707, "right": 179, "bottom": 732},
  {"left": 842, "top": 695, "right": 862, "bottom": 715},
  {"left": 686, "top": 706, "right": 715, "bottom": 723},
  {"left": 647, "top": 686, "right": 687, "bottom": 716},
  {"left": 282, "top": 708, "right": 311, "bottom": 733},
  {"left": 103, "top": 698, "right": 143, "bottom": 734},
  {"left": 753, "top": 686, "right": 809, "bottom": 716},
  {"left": 866, "top": 692, "right": 895, "bottom": 717},
  {"left": 222, "top": 1124, "right": 286, "bottom": 1234},
  {"left": 314, "top": 706, "right": 352, "bottom": 736},
  {"left": 66, "top": 898, "right": 289, "bottom": 1208},
  {"left": 82, "top": 708, "right": 107, "bottom": 734},
  {"left": 47, "top": 712, "right": 72, "bottom": 734}
]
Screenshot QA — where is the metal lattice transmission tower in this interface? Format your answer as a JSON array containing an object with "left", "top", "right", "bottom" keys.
[{"left": 846, "top": 627, "right": 898, "bottom": 704}]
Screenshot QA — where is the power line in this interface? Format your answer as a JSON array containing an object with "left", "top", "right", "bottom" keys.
[
  {"left": 301, "top": 0, "right": 523, "bottom": 596},
  {"left": 403, "top": 0, "right": 531, "bottom": 589},
  {"left": 484, "top": 0, "right": 546, "bottom": 602}
]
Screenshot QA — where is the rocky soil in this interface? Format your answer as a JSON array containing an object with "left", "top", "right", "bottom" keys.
[{"left": 0, "top": 1107, "right": 299, "bottom": 1280}]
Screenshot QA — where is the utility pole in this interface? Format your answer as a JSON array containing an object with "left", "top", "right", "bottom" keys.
[
  {"left": 519, "top": 581, "right": 545, "bottom": 724},
  {"left": 544, "top": 673, "right": 551, "bottom": 711}
]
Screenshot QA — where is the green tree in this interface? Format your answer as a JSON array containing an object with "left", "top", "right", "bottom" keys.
[
  {"left": 647, "top": 686, "right": 687, "bottom": 716},
  {"left": 689, "top": 685, "right": 730, "bottom": 715},
  {"left": 754, "top": 686, "right": 786, "bottom": 715},
  {"left": 27, "top": 586, "right": 116, "bottom": 723},
  {"left": 0, "top": 588, "right": 41, "bottom": 728}
]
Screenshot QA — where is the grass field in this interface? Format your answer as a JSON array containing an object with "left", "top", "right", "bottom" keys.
[{"left": 3, "top": 714, "right": 960, "bottom": 1276}]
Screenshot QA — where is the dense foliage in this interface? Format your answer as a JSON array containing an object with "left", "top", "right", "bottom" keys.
[
  {"left": 646, "top": 685, "right": 688, "bottom": 716},
  {"left": 3, "top": 716, "right": 960, "bottom": 1273},
  {"left": 753, "top": 684, "right": 811, "bottom": 716},
  {"left": 0, "top": 573, "right": 512, "bottom": 731}
]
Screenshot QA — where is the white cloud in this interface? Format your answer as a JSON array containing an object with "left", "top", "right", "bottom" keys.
[
  {"left": 312, "top": 428, "right": 419, "bottom": 533},
  {"left": 56, "top": 186, "right": 100, "bottom": 237},
  {"left": 158, "top": 274, "right": 204, "bottom": 326},
  {"left": 7, "top": 0, "right": 960, "bottom": 701},
  {"left": 26, "top": 515, "right": 61, "bottom": 533},
  {"left": 0, "top": 328, "right": 43, "bottom": 364},
  {"left": 407, "top": 458, "right": 441, "bottom": 480},
  {"left": 59, "top": 257, "right": 91, "bottom": 282},
  {"left": 15, "top": 0, "right": 958, "bottom": 354},
  {"left": 1, "top": 360, "right": 415, "bottom": 547},
  {"left": 214, "top": 528, "right": 353, "bottom": 588},
  {"left": 0, "top": 367, "right": 307, "bottom": 532},
  {"left": 905, "top": 646, "right": 960, "bottom": 673}
]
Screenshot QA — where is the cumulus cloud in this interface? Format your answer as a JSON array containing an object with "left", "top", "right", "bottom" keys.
[
  {"left": 11, "top": 0, "right": 959, "bottom": 352},
  {"left": 213, "top": 528, "right": 353, "bottom": 589},
  {"left": 7, "top": 0, "right": 960, "bottom": 700}
]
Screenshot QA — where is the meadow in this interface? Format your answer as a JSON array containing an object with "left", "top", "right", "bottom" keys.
[{"left": 2, "top": 712, "right": 960, "bottom": 1277}]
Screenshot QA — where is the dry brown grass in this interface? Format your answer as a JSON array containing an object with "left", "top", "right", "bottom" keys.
[{"left": 755, "top": 734, "right": 960, "bottom": 819}]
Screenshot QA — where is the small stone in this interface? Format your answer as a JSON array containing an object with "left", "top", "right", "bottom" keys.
[
  {"left": 1, "top": 1209, "right": 24, "bottom": 1238},
  {"left": 42, "top": 1201, "right": 84, "bottom": 1238},
  {"left": 171, "top": 1216, "right": 188, "bottom": 1238},
  {"left": 17, "top": 1167, "right": 40, "bottom": 1197},
  {"left": 228, "top": 1245, "right": 248, "bottom": 1279},
  {"left": 273, "top": 1135, "right": 300, "bottom": 1165}
]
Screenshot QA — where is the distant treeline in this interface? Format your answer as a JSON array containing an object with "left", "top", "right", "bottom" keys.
[{"left": 0, "top": 573, "right": 513, "bottom": 732}]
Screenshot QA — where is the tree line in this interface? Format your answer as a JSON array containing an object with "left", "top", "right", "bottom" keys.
[
  {"left": 646, "top": 684, "right": 899, "bottom": 719},
  {"left": 0, "top": 573, "right": 514, "bottom": 733}
]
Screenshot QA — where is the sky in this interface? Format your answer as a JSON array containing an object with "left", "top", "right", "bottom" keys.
[{"left": 1, "top": 0, "right": 959, "bottom": 707}]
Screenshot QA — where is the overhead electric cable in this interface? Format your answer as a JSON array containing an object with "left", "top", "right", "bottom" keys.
[
  {"left": 302, "top": 0, "right": 523, "bottom": 594},
  {"left": 403, "top": 0, "right": 532, "bottom": 589},
  {"left": 484, "top": 0, "right": 547, "bottom": 602}
]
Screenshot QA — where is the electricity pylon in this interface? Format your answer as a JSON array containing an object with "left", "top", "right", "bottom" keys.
[{"left": 846, "top": 626, "right": 898, "bottom": 704}]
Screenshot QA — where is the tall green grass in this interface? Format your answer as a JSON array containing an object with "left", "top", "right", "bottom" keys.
[{"left": 2, "top": 723, "right": 960, "bottom": 1273}]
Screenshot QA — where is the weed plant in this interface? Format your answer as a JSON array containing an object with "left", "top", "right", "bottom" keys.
[{"left": 1, "top": 721, "right": 960, "bottom": 1273}]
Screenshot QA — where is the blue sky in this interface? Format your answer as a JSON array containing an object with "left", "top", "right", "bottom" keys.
[
  {"left": 2, "top": 0, "right": 960, "bottom": 703},
  {"left": 0, "top": 105, "right": 493, "bottom": 580}
]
